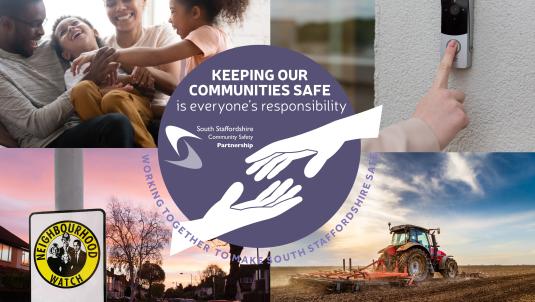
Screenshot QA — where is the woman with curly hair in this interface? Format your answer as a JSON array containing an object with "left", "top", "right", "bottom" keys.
[
  {"left": 103, "top": 0, "right": 182, "bottom": 117},
  {"left": 72, "top": 0, "right": 250, "bottom": 77}
]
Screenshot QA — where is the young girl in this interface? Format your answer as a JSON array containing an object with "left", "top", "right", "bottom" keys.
[
  {"left": 72, "top": 0, "right": 249, "bottom": 77},
  {"left": 52, "top": 15, "right": 157, "bottom": 148}
]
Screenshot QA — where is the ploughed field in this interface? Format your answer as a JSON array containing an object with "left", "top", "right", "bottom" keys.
[{"left": 271, "top": 266, "right": 535, "bottom": 302}]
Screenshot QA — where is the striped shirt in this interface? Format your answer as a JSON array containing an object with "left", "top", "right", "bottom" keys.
[{"left": 0, "top": 40, "right": 78, "bottom": 147}]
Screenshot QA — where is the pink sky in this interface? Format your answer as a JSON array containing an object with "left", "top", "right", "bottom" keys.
[{"left": 0, "top": 149, "right": 256, "bottom": 289}]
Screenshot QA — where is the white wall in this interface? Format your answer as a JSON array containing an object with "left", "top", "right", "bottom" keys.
[{"left": 375, "top": 0, "right": 535, "bottom": 151}]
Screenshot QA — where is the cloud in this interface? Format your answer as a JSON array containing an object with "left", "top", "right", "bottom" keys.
[
  {"left": 272, "top": 153, "right": 535, "bottom": 267},
  {"left": 444, "top": 153, "right": 484, "bottom": 195},
  {"left": 271, "top": 155, "right": 415, "bottom": 266},
  {"left": 0, "top": 195, "right": 32, "bottom": 211}
]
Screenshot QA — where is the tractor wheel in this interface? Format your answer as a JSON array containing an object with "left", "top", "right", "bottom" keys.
[
  {"left": 378, "top": 253, "right": 396, "bottom": 271},
  {"left": 398, "top": 249, "right": 430, "bottom": 282},
  {"left": 440, "top": 258, "right": 458, "bottom": 279}
]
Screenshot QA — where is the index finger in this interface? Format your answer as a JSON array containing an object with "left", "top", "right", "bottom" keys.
[
  {"left": 92, "top": 48, "right": 115, "bottom": 66},
  {"left": 72, "top": 57, "right": 85, "bottom": 76},
  {"left": 433, "top": 40, "right": 458, "bottom": 89},
  {"left": 246, "top": 143, "right": 278, "bottom": 163},
  {"left": 98, "top": 48, "right": 117, "bottom": 64}
]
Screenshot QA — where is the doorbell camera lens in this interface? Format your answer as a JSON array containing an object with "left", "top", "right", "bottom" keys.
[{"left": 449, "top": 4, "right": 461, "bottom": 16}]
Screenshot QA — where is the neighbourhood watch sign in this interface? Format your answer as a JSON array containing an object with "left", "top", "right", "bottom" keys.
[{"left": 30, "top": 209, "right": 105, "bottom": 302}]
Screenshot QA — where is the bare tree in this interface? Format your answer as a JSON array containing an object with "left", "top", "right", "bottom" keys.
[{"left": 106, "top": 198, "right": 170, "bottom": 302}]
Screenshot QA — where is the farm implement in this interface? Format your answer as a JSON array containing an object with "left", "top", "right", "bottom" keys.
[{"left": 290, "top": 223, "right": 459, "bottom": 293}]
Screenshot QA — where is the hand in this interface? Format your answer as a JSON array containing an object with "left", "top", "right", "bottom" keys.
[
  {"left": 103, "top": 62, "right": 120, "bottom": 86},
  {"left": 245, "top": 106, "right": 383, "bottom": 181},
  {"left": 246, "top": 127, "right": 344, "bottom": 181},
  {"left": 72, "top": 49, "right": 98, "bottom": 76},
  {"left": 131, "top": 66, "right": 155, "bottom": 90},
  {"left": 79, "top": 47, "right": 119, "bottom": 85},
  {"left": 100, "top": 83, "right": 135, "bottom": 95},
  {"left": 170, "top": 179, "right": 303, "bottom": 254},
  {"left": 246, "top": 151, "right": 317, "bottom": 182},
  {"left": 197, "top": 179, "right": 302, "bottom": 236},
  {"left": 413, "top": 40, "right": 469, "bottom": 150}
]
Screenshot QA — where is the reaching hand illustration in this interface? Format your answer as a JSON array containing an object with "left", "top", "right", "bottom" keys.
[
  {"left": 246, "top": 106, "right": 383, "bottom": 181},
  {"left": 230, "top": 179, "right": 303, "bottom": 211},
  {"left": 170, "top": 179, "right": 302, "bottom": 255}
]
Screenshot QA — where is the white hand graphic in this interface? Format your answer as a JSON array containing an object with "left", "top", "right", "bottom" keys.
[
  {"left": 170, "top": 179, "right": 302, "bottom": 255},
  {"left": 230, "top": 179, "right": 303, "bottom": 210},
  {"left": 246, "top": 106, "right": 383, "bottom": 180}
]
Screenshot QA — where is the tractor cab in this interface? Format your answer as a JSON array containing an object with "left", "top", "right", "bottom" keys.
[{"left": 389, "top": 224, "right": 436, "bottom": 253}]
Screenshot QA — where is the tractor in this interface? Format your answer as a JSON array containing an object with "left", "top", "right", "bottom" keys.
[{"left": 376, "top": 223, "right": 458, "bottom": 282}]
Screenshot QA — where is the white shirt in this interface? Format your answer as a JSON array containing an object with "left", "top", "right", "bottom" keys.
[
  {"left": 64, "top": 63, "right": 89, "bottom": 90},
  {"left": 105, "top": 24, "right": 183, "bottom": 107}
]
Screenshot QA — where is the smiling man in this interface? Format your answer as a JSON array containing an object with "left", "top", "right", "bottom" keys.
[{"left": 0, "top": 0, "right": 135, "bottom": 147}]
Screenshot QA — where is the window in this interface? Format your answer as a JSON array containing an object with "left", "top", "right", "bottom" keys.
[
  {"left": 0, "top": 243, "right": 12, "bottom": 262},
  {"left": 272, "top": 0, "right": 376, "bottom": 112},
  {"left": 410, "top": 229, "right": 431, "bottom": 250},
  {"left": 22, "top": 251, "right": 30, "bottom": 266},
  {"left": 391, "top": 232, "right": 407, "bottom": 246}
]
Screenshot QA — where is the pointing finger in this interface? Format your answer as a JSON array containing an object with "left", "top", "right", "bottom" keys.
[{"left": 433, "top": 40, "right": 458, "bottom": 89}]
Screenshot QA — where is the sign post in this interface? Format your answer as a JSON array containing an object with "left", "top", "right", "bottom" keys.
[{"left": 30, "top": 209, "right": 106, "bottom": 302}]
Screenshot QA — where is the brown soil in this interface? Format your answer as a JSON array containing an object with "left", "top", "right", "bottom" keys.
[{"left": 271, "top": 266, "right": 535, "bottom": 302}]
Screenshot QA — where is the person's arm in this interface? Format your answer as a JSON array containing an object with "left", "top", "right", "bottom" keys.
[
  {"left": 117, "top": 40, "right": 201, "bottom": 67},
  {"left": 0, "top": 74, "right": 73, "bottom": 139},
  {"left": 0, "top": 120, "right": 18, "bottom": 147},
  {"left": 149, "top": 24, "right": 186, "bottom": 93},
  {"left": 363, "top": 40, "right": 468, "bottom": 152},
  {"left": 72, "top": 41, "right": 201, "bottom": 75},
  {"left": 128, "top": 66, "right": 179, "bottom": 96},
  {"left": 362, "top": 118, "right": 440, "bottom": 152},
  {"left": 145, "top": 66, "right": 180, "bottom": 95}
]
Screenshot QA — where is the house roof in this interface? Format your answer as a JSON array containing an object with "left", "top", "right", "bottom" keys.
[
  {"left": 106, "top": 270, "right": 128, "bottom": 282},
  {"left": 0, "top": 226, "right": 29, "bottom": 251}
]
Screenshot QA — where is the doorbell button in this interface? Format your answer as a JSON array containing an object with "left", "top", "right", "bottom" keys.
[{"left": 448, "top": 39, "right": 461, "bottom": 54}]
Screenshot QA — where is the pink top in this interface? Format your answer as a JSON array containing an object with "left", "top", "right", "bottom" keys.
[{"left": 184, "top": 25, "right": 229, "bottom": 74}]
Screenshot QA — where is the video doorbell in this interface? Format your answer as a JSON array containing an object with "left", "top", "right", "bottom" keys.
[{"left": 441, "top": 0, "right": 474, "bottom": 69}]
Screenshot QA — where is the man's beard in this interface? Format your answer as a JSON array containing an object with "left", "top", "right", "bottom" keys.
[{"left": 12, "top": 35, "right": 35, "bottom": 57}]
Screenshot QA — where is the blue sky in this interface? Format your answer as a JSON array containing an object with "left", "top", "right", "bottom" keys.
[
  {"left": 271, "top": 0, "right": 375, "bottom": 24},
  {"left": 272, "top": 153, "right": 535, "bottom": 266}
]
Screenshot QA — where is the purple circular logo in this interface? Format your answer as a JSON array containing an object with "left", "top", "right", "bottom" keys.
[{"left": 159, "top": 45, "right": 360, "bottom": 247}]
